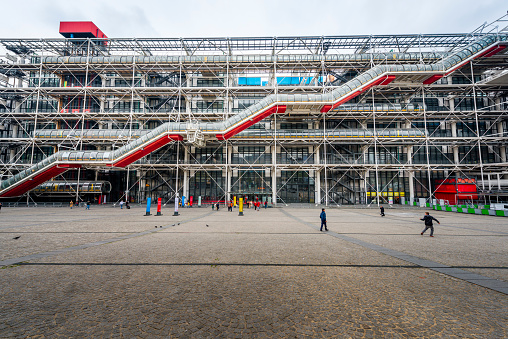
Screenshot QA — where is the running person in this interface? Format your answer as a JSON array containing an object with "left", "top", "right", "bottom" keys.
[{"left": 420, "top": 212, "right": 440, "bottom": 237}]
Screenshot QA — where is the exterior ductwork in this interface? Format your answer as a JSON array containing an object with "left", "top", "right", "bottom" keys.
[{"left": 40, "top": 52, "right": 448, "bottom": 65}]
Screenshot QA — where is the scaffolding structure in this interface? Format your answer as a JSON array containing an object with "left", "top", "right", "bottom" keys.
[{"left": 1, "top": 16, "right": 508, "bottom": 206}]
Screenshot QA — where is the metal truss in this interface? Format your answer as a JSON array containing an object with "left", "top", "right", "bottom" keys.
[{"left": 0, "top": 33, "right": 484, "bottom": 57}]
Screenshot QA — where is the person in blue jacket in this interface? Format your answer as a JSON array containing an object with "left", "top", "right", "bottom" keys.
[{"left": 320, "top": 208, "right": 328, "bottom": 231}]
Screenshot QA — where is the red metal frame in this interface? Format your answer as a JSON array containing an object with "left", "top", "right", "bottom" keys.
[
  {"left": 474, "top": 44, "right": 507, "bottom": 59},
  {"left": 0, "top": 134, "right": 184, "bottom": 196},
  {"left": 112, "top": 134, "right": 183, "bottom": 167},
  {"left": 216, "top": 105, "right": 287, "bottom": 140},
  {"left": 321, "top": 75, "right": 396, "bottom": 113},
  {"left": 0, "top": 164, "right": 81, "bottom": 198},
  {"left": 423, "top": 74, "right": 443, "bottom": 85}
]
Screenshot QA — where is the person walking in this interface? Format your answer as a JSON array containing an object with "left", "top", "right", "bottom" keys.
[
  {"left": 320, "top": 208, "right": 328, "bottom": 231},
  {"left": 264, "top": 201, "right": 267, "bottom": 209},
  {"left": 212, "top": 202, "right": 215, "bottom": 210},
  {"left": 420, "top": 212, "right": 440, "bottom": 237},
  {"left": 86, "top": 201, "right": 90, "bottom": 210},
  {"left": 380, "top": 205, "right": 385, "bottom": 217},
  {"left": 216, "top": 202, "right": 220, "bottom": 211},
  {"left": 0, "top": 202, "right": 3, "bottom": 212},
  {"left": 120, "top": 200, "right": 124, "bottom": 209},
  {"left": 70, "top": 200, "right": 74, "bottom": 209}
]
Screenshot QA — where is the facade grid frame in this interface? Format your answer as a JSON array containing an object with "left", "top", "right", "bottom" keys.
[{"left": 1, "top": 15, "right": 508, "bottom": 205}]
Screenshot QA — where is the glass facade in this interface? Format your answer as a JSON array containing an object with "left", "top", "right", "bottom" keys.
[
  {"left": 277, "top": 171, "right": 314, "bottom": 203},
  {"left": 367, "top": 172, "right": 409, "bottom": 204},
  {"left": 232, "top": 170, "right": 271, "bottom": 197},
  {"left": 189, "top": 171, "right": 225, "bottom": 203},
  {"left": 1, "top": 33, "right": 507, "bottom": 205}
]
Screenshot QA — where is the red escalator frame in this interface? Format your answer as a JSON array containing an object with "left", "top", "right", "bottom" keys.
[
  {"left": 216, "top": 105, "right": 287, "bottom": 140},
  {"left": 0, "top": 164, "right": 81, "bottom": 198},
  {"left": 112, "top": 134, "right": 183, "bottom": 167},
  {"left": 321, "top": 75, "right": 396, "bottom": 113},
  {"left": 424, "top": 43, "right": 507, "bottom": 84},
  {"left": 0, "top": 134, "right": 183, "bottom": 197}
]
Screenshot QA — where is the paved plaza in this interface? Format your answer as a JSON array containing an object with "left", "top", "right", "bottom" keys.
[{"left": 0, "top": 204, "right": 507, "bottom": 337}]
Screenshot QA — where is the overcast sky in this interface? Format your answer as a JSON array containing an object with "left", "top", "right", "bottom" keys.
[{"left": 1, "top": 0, "right": 507, "bottom": 38}]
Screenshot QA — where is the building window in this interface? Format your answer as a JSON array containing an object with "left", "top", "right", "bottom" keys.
[
  {"left": 189, "top": 171, "right": 225, "bottom": 203},
  {"left": 196, "top": 101, "right": 223, "bottom": 112},
  {"left": 232, "top": 146, "right": 270, "bottom": 164},
  {"left": 277, "top": 171, "right": 314, "bottom": 203},
  {"left": 278, "top": 147, "right": 313, "bottom": 164},
  {"left": 191, "top": 147, "right": 223, "bottom": 164},
  {"left": 196, "top": 79, "right": 224, "bottom": 87}
]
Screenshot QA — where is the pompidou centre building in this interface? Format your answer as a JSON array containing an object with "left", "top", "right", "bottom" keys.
[{"left": 1, "top": 17, "right": 508, "bottom": 206}]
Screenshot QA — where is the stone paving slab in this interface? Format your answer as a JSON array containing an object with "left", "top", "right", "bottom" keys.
[
  {"left": 2, "top": 264, "right": 507, "bottom": 338},
  {"left": 0, "top": 206, "right": 506, "bottom": 337},
  {"left": 287, "top": 207, "right": 508, "bottom": 281},
  {"left": 280, "top": 209, "right": 508, "bottom": 295},
  {"left": 0, "top": 207, "right": 213, "bottom": 261}
]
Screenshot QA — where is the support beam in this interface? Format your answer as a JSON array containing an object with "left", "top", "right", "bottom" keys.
[
  {"left": 183, "top": 146, "right": 189, "bottom": 199},
  {"left": 315, "top": 144, "right": 321, "bottom": 204},
  {"left": 408, "top": 171, "right": 415, "bottom": 201},
  {"left": 271, "top": 145, "right": 277, "bottom": 206},
  {"left": 451, "top": 121, "right": 459, "bottom": 164}
]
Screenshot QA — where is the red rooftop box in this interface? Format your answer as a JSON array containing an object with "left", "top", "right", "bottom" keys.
[{"left": 59, "top": 21, "right": 108, "bottom": 40}]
